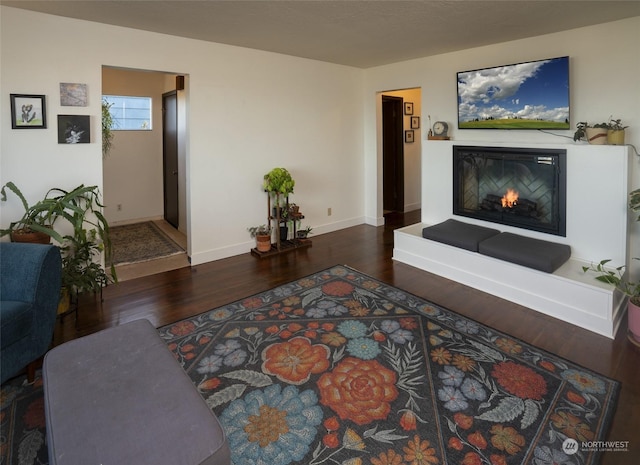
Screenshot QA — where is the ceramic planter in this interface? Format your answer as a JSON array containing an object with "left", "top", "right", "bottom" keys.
[
  {"left": 585, "top": 127, "right": 608, "bottom": 144},
  {"left": 256, "top": 234, "right": 271, "bottom": 253},
  {"left": 607, "top": 129, "right": 625, "bottom": 145}
]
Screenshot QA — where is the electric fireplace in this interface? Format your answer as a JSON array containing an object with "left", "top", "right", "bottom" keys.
[{"left": 453, "top": 145, "right": 566, "bottom": 236}]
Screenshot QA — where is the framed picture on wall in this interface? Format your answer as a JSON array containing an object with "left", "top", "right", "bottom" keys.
[
  {"left": 57, "top": 115, "right": 90, "bottom": 144},
  {"left": 10, "top": 94, "right": 47, "bottom": 129},
  {"left": 405, "top": 130, "right": 414, "bottom": 143},
  {"left": 60, "top": 83, "right": 88, "bottom": 106},
  {"left": 404, "top": 102, "right": 413, "bottom": 115},
  {"left": 411, "top": 116, "right": 420, "bottom": 129}
]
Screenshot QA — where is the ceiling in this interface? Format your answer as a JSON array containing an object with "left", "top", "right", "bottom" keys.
[{"left": 2, "top": 0, "right": 639, "bottom": 68}]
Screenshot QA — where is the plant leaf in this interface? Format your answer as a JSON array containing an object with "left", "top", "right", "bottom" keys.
[
  {"left": 220, "top": 370, "right": 272, "bottom": 387},
  {"left": 206, "top": 383, "right": 246, "bottom": 408},
  {"left": 475, "top": 396, "right": 524, "bottom": 423}
]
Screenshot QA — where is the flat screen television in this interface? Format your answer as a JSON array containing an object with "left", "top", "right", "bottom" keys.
[{"left": 457, "top": 56, "right": 570, "bottom": 130}]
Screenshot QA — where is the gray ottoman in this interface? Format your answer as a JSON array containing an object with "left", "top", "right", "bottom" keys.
[{"left": 43, "top": 319, "right": 230, "bottom": 465}]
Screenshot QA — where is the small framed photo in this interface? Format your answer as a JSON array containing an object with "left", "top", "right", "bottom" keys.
[
  {"left": 404, "top": 102, "right": 413, "bottom": 115},
  {"left": 405, "top": 130, "right": 414, "bottom": 143},
  {"left": 60, "top": 83, "right": 88, "bottom": 106},
  {"left": 411, "top": 116, "right": 420, "bottom": 129},
  {"left": 58, "top": 115, "right": 90, "bottom": 144},
  {"left": 10, "top": 94, "right": 47, "bottom": 129}
]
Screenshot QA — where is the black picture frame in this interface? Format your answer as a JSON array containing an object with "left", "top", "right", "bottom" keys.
[
  {"left": 405, "top": 130, "right": 414, "bottom": 143},
  {"left": 411, "top": 116, "right": 420, "bottom": 129},
  {"left": 10, "top": 94, "right": 47, "bottom": 129},
  {"left": 57, "top": 115, "right": 91, "bottom": 144},
  {"left": 404, "top": 102, "right": 413, "bottom": 115}
]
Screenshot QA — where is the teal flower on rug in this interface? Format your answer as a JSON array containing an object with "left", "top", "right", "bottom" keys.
[{"left": 219, "top": 384, "right": 322, "bottom": 465}]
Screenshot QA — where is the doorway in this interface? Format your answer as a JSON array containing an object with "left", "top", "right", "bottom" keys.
[
  {"left": 102, "top": 66, "right": 189, "bottom": 279},
  {"left": 382, "top": 95, "right": 404, "bottom": 212}
]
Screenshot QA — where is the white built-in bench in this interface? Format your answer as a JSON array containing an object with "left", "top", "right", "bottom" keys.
[{"left": 393, "top": 222, "right": 626, "bottom": 339}]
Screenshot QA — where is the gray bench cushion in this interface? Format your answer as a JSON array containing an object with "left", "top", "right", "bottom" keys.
[
  {"left": 479, "top": 232, "right": 571, "bottom": 273},
  {"left": 43, "top": 319, "right": 230, "bottom": 465},
  {"left": 422, "top": 219, "right": 500, "bottom": 252}
]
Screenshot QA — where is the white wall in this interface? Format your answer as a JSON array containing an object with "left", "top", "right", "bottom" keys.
[
  {"left": 0, "top": 6, "right": 365, "bottom": 265},
  {"left": 364, "top": 17, "right": 640, "bottom": 262}
]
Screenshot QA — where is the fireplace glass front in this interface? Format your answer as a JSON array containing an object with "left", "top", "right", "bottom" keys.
[{"left": 453, "top": 145, "right": 566, "bottom": 236}]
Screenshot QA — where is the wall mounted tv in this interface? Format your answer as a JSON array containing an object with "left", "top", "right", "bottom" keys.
[{"left": 457, "top": 56, "right": 569, "bottom": 130}]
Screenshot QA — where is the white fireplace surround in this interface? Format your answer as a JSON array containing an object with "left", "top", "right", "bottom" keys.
[{"left": 393, "top": 142, "right": 632, "bottom": 339}]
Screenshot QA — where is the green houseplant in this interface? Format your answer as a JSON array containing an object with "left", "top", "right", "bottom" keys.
[
  {"left": 247, "top": 224, "right": 272, "bottom": 253},
  {"left": 573, "top": 121, "right": 609, "bottom": 144},
  {"left": 263, "top": 167, "right": 295, "bottom": 197},
  {"left": 1, "top": 182, "right": 116, "bottom": 307},
  {"left": 102, "top": 99, "right": 116, "bottom": 158},
  {"left": 583, "top": 188, "right": 640, "bottom": 345}
]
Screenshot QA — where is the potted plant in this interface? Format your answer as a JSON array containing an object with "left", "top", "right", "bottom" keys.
[
  {"left": 247, "top": 225, "right": 272, "bottom": 253},
  {"left": 607, "top": 118, "right": 628, "bottom": 145},
  {"left": 583, "top": 259, "right": 640, "bottom": 346},
  {"left": 583, "top": 188, "right": 640, "bottom": 345},
  {"left": 573, "top": 121, "right": 609, "bottom": 145},
  {"left": 1, "top": 182, "right": 116, "bottom": 310},
  {"left": 263, "top": 168, "right": 295, "bottom": 243},
  {"left": 59, "top": 228, "right": 114, "bottom": 314},
  {"left": 296, "top": 225, "right": 313, "bottom": 239}
]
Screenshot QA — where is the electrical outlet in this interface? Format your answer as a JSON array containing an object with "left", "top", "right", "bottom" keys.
[
  {"left": 117, "top": 204, "right": 122, "bottom": 211},
  {"left": 327, "top": 207, "right": 332, "bottom": 216}
]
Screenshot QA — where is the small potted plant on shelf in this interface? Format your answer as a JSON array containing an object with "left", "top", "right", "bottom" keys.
[
  {"left": 297, "top": 225, "right": 313, "bottom": 239},
  {"left": 607, "top": 118, "right": 628, "bottom": 145},
  {"left": 573, "top": 121, "right": 609, "bottom": 145},
  {"left": 247, "top": 225, "right": 272, "bottom": 253}
]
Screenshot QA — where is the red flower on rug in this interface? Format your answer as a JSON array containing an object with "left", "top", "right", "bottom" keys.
[
  {"left": 322, "top": 281, "right": 354, "bottom": 296},
  {"left": 262, "top": 337, "right": 330, "bottom": 384},
  {"left": 491, "top": 361, "right": 547, "bottom": 400},
  {"left": 317, "top": 357, "right": 398, "bottom": 425}
]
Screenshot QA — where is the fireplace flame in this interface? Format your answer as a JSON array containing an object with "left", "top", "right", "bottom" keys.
[{"left": 501, "top": 189, "right": 519, "bottom": 208}]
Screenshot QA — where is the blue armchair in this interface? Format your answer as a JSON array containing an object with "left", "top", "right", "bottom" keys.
[{"left": 1, "top": 242, "right": 61, "bottom": 384}]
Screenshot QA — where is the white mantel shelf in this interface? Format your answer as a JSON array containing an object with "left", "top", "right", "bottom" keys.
[{"left": 393, "top": 142, "right": 633, "bottom": 339}]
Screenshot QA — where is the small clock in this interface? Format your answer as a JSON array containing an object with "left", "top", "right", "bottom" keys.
[{"left": 433, "top": 121, "right": 449, "bottom": 137}]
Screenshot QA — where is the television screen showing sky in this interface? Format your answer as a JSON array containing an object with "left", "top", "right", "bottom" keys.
[{"left": 457, "top": 57, "right": 569, "bottom": 127}]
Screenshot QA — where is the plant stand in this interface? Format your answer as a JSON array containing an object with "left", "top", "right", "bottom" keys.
[{"left": 250, "top": 193, "right": 312, "bottom": 258}]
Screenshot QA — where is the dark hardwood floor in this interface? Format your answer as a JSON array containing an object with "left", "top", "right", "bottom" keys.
[{"left": 55, "top": 211, "right": 639, "bottom": 464}]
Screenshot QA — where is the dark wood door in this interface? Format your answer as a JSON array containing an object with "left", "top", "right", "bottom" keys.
[
  {"left": 382, "top": 96, "right": 404, "bottom": 212},
  {"left": 162, "top": 91, "right": 179, "bottom": 228}
]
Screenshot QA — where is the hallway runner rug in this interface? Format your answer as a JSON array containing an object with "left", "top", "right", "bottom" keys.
[
  {"left": 0, "top": 266, "right": 620, "bottom": 465},
  {"left": 108, "top": 221, "right": 184, "bottom": 266}
]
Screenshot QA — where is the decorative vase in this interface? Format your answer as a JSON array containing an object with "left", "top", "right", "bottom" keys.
[
  {"left": 585, "top": 127, "right": 608, "bottom": 145},
  {"left": 256, "top": 234, "right": 271, "bottom": 253},
  {"left": 607, "top": 129, "right": 625, "bottom": 145},
  {"left": 628, "top": 299, "right": 640, "bottom": 346}
]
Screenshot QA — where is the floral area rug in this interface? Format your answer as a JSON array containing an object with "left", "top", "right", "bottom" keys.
[
  {"left": 158, "top": 265, "right": 620, "bottom": 465},
  {"left": 0, "top": 266, "right": 620, "bottom": 465},
  {"left": 108, "top": 221, "right": 184, "bottom": 266}
]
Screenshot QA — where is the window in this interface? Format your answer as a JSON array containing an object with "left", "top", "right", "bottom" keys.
[{"left": 103, "top": 95, "right": 152, "bottom": 130}]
